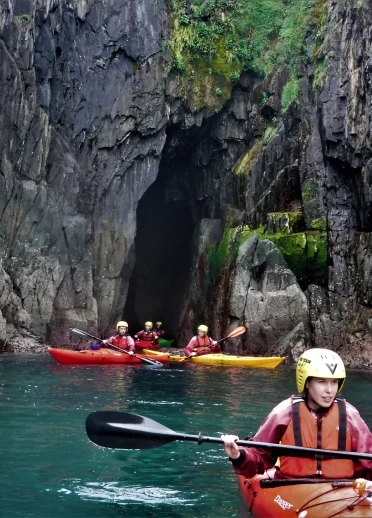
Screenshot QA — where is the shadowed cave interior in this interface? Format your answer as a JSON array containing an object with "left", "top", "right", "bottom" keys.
[{"left": 123, "top": 176, "right": 196, "bottom": 340}]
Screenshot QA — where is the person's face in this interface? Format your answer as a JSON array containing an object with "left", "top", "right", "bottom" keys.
[
  {"left": 145, "top": 325, "right": 151, "bottom": 332},
  {"left": 198, "top": 330, "right": 206, "bottom": 338},
  {"left": 118, "top": 326, "right": 127, "bottom": 335},
  {"left": 305, "top": 377, "right": 339, "bottom": 410}
]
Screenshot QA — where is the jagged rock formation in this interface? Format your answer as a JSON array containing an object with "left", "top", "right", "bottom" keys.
[
  {"left": 1, "top": 0, "right": 172, "bottom": 349},
  {"left": 1, "top": 0, "right": 372, "bottom": 366},
  {"left": 229, "top": 236, "right": 309, "bottom": 354}
]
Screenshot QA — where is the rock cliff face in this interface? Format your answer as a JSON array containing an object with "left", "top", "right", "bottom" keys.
[{"left": 1, "top": 0, "right": 372, "bottom": 364}]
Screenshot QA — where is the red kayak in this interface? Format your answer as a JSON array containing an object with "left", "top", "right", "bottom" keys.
[
  {"left": 48, "top": 347, "right": 170, "bottom": 365},
  {"left": 238, "top": 469, "right": 372, "bottom": 517},
  {"left": 134, "top": 340, "right": 160, "bottom": 352}
]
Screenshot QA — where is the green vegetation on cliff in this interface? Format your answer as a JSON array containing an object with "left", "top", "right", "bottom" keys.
[
  {"left": 206, "top": 212, "right": 328, "bottom": 290},
  {"left": 281, "top": 78, "right": 300, "bottom": 111},
  {"left": 234, "top": 138, "right": 264, "bottom": 176},
  {"left": 207, "top": 226, "right": 236, "bottom": 281},
  {"left": 166, "top": 0, "right": 327, "bottom": 112}
]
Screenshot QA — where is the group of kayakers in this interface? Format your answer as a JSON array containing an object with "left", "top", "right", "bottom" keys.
[
  {"left": 222, "top": 348, "right": 372, "bottom": 488},
  {"left": 91, "top": 320, "right": 221, "bottom": 357},
  {"left": 91, "top": 320, "right": 164, "bottom": 355}
]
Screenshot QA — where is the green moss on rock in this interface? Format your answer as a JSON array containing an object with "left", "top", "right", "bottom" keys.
[
  {"left": 204, "top": 208, "right": 327, "bottom": 302},
  {"left": 302, "top": 179, "right": 319, "bottom": 215},
  {"left": 305, "top": 231, "right": 327, "bottom": 282},
  {"left": 267, "top": 212, "right": 304, "bottom": 234},
  {"left": 271, "top": 231, "right": 327, "bottom": 284},
  {"left": 166, "top": 0, "right": 325, "bottom": 112},
  {"left": 207, "top": 226, "right": 237, "bottom": 279},
  {"left": 311, "top": 217, "right": 326, "bottom": 231},
  {"left": 270, "top": 232, "right": 307, "bottom": 273},
  {"left": 281, "top": 77, "right": 299, "bottom": 112},
  {"left": 211, "top": 211, "right": 327, "bottom": 287},
  {"left": 264, "top": 125, "right": 278, "bottom": 141},
  {"left": 172, "top": 58, "right": 233, "bottom": 113},
  {"left": 243, "top": 227, "right": 327, "bottom": 285},
  {"left": 234, "top": 139, "right": 264, "bottom": 175}
]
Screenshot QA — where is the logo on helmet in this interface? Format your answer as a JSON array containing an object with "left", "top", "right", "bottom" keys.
[{"left": 326, "top": 363, "right": 337, "bottom": 375}]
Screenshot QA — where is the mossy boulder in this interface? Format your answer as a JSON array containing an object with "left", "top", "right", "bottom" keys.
[
  {"left": 230, "top": 237, "right": 309, "bottom": 354},
  {"left": 269, "top": 230, "right": 327, "bottom": 286},
  {"left": 208, "top": 211, "right": 328, "bottom": 288}
]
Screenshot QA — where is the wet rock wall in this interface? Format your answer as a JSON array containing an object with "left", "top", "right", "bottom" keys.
[{"left": 1, "top": 0, "right": 372, "bottom": 364}]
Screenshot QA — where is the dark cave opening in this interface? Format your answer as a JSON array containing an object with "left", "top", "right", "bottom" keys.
[{"left": 123, "top": 176, "right": 196, "bottom": 341}]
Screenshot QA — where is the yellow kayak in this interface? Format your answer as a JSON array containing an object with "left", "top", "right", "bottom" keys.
[{"left": 144, "top": 350, "right": 285, "bottom": 369}]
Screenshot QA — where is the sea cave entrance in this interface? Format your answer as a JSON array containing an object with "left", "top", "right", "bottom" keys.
[{"left": 123, "top": 175, "right": 196, "bottom": 340}]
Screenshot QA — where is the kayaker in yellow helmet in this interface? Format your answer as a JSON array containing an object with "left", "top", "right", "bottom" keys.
[
  {"left": 154, "top": 321, "right": 165, "bottom": 338},
  {"left": 222, "top": 348, "right": 372, "bottom": 481},
  {"left": 98, "top": 321, "right": 135, "bottom": 354},
  {"left": 134, "top": 321, "right": 160, "bottom": 352},
  {"left": 184, "top": 324, "right": 220, "bottom": 357}
]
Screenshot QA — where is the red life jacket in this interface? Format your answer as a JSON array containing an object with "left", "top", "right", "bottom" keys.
[
  {"left": 111, "top": 335, "right": 131, "bottom": 350},
  {"left": 137, "top": 331, "right": 158, "bottom": 342},
  {"left": 193, "top": 336, "right": 212, "bottom": 353},
  {"left": 280, "top": 397, "right": 354, "bottom": 478}
]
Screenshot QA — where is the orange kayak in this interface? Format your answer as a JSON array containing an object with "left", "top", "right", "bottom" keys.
[
  {"left": 238, "top": 469, "right": 372, "bottom": 517},
  {"left": 48, "top": 347, "right": 170, "bottom": 365}
]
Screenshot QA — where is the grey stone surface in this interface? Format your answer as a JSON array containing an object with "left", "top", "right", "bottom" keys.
[
  {"left": 230, "top": 239, "right": 309, "bottom": 354},
  {"left": 1, "top": 0, "right": 372, "bottom": 363}
]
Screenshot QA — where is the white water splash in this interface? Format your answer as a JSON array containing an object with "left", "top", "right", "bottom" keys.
[{"left": 74, "top": 481, "right": 195, "bottom": 505}]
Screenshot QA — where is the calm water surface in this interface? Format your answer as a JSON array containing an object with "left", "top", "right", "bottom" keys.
[{"left": 1, "top": 354, "right": 372, "bottom": 518}]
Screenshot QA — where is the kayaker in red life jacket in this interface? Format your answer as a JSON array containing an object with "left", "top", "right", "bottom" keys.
[
  {"left": 99, "top": 321, "right": 135, "bottom": 354},
  {"left": 134, "top": 321, "right": 159, "bottom": 350},
  {"left": 154, "top": 321, "right": 165, "bottom": 338},
  {"left": 184, "top": 324, "right": 220, "bottom": 357},
  {"left": 222, "top": 348, "right": 372, "bottom": 482}
]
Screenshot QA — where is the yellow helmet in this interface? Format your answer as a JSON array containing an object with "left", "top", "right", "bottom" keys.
[
  {"left": 198, "top": 324, "right": 208, "bottom": 334},
  {"left": 296, "top": 348, "right": 346, "bottom": 393},
  {"left": 145, "top": 321, "right": 153, "bottom": 329},
  {"left": 116, "top": 321, "right": 128, "bottom": 331},
  {"left": 156, "top": 321, "right": 162, "bottom": 326}
]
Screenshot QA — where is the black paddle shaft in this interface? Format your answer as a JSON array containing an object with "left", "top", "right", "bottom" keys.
[{"left": 85, "top": 411, "right": 372, "bottom": 462}]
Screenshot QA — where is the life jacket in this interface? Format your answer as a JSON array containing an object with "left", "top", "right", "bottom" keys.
[
  {"left": 193, "top": 336, "right": 212, "bottom": 353},
  {"left": 279, "top": 396, "right": 354, "bottom": 479},
  {"left": 137, "top": 330, "right": 158, "bottom": 342},
  {"left": 111, "top": 335, "right": 131, "bottom": 350}
]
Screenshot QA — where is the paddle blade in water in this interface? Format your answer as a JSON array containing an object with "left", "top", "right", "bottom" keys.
[{"left": 86, "top": 411, "right": 176, "bottom": 450}]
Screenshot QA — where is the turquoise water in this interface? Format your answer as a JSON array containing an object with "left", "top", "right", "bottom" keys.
[{"left": 1, "top": 355, "right": 372, "bottom": 518}]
